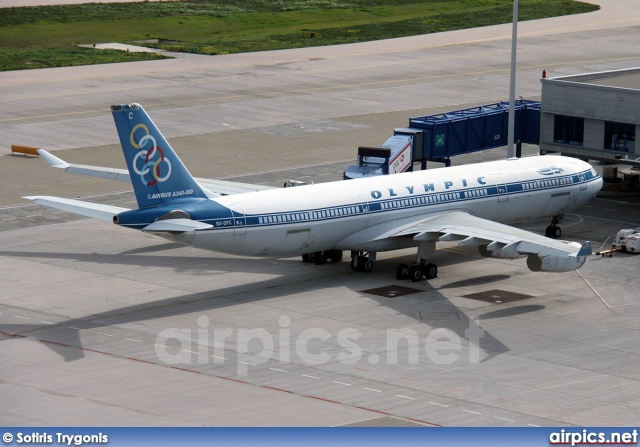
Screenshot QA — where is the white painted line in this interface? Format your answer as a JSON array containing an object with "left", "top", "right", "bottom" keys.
[
  {"left": 40, "top": 321, "right": 55, "bottom": 325},
  {"left": 69, "top": 326, "right": 83, "bottom": 330},
  {"left": 2, "top": 218, "right": 16, "bottom": 221},
  {"left": 462, "top": 409, "right": 482, "bottom": 415},
  {"left": 302, "top": 374, "right": 320, "bottom": 379},
  {"left": 240, "top": 361, "right": 257, "bottom": 366},
  {"left": 211, "top": 355, "right": 227, "bottom": 360},
  {"left": 495, "top": 416, "right": 515, "bottom": 422},
  {"left": 14, "top": 316, "right": 29, "bottom": 319},
  {"left": 364, "top": 388, "right": 382, "bottom": 393},
  {"left": 396, "top": 394, "right": 416, "bottom": 400},
  {"left": 154, "top": 344, "right": 166, "bottom": 348},
  {"left": 269, "top": 367, "right": 288, "bottom": 373},
  {"left": 333, "top": 381, "right": 352, "bottom": 386},
  {"left": 97, "top": 332, "right": 113, "bottom": 337},
  {"left": 182, "top": 349, "right": 197, "bottom": 354},
  {"left": 528, "top": 424, "right": 540, "bottom": 427},
  {"left": 125, "top": 338, "right": 142, "bottom": 343},
  {"left": 428, "top": 401, "right": 448, "bottom": 407}
]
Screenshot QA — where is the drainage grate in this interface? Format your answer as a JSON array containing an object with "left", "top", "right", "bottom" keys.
[
  {"left": 360, "top": 285, "right": 423, "bottom": 298},
  {"left": 418, "top": 312, "right": 461, "bottom": 321},
  {"left": 461, "top": 289, "right": 533, "bottom": 303}
]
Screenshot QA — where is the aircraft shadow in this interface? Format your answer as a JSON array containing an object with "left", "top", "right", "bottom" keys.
[{"left": 0, "top": 248, "right": 513, "bottom": 364}]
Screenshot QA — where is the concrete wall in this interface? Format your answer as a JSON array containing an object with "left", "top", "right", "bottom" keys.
[{"left": 540, "top": 68, "right": 640, "bottom": 161}]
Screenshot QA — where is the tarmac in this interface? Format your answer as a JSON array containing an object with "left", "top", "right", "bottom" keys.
[{"left": 1, "top": 0, "right": 640, "bottom": 427}]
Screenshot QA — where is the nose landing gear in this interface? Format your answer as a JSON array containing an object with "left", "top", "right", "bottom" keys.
[{"left": 545, "top": 214, "right": 564, "bottom": 239}]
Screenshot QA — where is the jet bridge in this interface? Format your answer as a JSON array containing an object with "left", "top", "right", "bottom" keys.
[
  {"left": 344, "top": 100, "right": 541, "bottom": 177},
  {"left": 408, "top": 100, "right": 541, "bottom": 166}
]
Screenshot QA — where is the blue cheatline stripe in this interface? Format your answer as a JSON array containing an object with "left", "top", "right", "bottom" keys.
[{"left": 198, "top": 170, "right": 600, "bottom": 231}]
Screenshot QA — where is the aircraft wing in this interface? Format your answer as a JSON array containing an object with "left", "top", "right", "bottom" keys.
[
  {"left": 24, "top": 196, "right": 129, "bottom": 223},
  {"left": 38, "top": 149, "right": 276, "bottom": 196},
  {"left": 387, "top": 211, "right": 591, "bottom": 258}
]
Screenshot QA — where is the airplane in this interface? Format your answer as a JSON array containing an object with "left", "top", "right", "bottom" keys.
[{"left": 26, "top": 103, "right": 603, "bottom": 282}]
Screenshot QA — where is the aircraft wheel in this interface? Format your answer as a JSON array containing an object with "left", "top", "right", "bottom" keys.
[
  {"left": 545, "top": 226, "right": 553, "bottom": 237},
  {"left": 313, "top": 251, "right": 327, "bottom": 265},
  {"left": 409, "top": 264, "right": 423, "bottom": 282},
  {"left": 396, "top": 263, "right": 410, "bottom": 280},
  {"left": 359, "top": 257, "right": 373, "bottom": 273},
  {"left": 553, "top": 227, "right": 562, "bottom": 239},
  {"left": 302, "top": 253, "right": 311, "bottom": 263},
  {"left": 423, "top": 263, "right": 438, "bottom": 280},
  {"left": 329, "top": 250, "right": 343, "bottom": 263}
]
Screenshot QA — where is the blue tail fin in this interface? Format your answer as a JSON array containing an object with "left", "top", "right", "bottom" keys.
[{"left": 111, "top": 103, "right": 209, "bottom": 208}]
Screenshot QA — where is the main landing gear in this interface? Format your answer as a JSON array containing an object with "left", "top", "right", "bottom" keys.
[
  {"left": 395, "top": 260, "right": 437, "bottom": 282},
  {"left": 350, "top": 251, "right": 374, "bottom": 273},
  {"left": 545, "top": 214, "right": 564, "bottom": 239},
  {"left": 302, "top": 250, "right": 343, "bottom": 265}
]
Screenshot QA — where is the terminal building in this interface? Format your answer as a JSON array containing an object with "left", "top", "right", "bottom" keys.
[{"left": 539, "top": 67, "right": 640, "bottom": 164}]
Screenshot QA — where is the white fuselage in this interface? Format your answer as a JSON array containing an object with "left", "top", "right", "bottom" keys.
[{"left": 174, "top": 156, "right": 602, "bottom": 257}]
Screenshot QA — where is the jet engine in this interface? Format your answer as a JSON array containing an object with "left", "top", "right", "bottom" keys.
[{"left": 526, "top": 254, "right": 586, "bottom": 272}]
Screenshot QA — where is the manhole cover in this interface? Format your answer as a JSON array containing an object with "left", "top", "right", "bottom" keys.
[
  {"left": 360, "top": 285, "right": 423, "bottom": 298},
  {"left": 461, "top": 289, "right": 533, "bottom": 303}
]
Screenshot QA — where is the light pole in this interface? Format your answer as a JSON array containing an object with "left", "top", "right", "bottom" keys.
[{"left": 507, "top": 0, "right": 519, "bottom": 159}]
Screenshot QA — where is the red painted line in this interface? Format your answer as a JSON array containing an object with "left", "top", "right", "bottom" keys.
[
  {"left": 133, "top": 322, "right": 149, "bottom": 326},
  {"left": 171, "top": 366, "right": 201, "bottom": 374},
  {"left": 127, "top": 357, "right": 156, "bottom": 365},
  {"left": 356, "top": 406, "right": 391, "bottom": 415},
  {"left": 262, "top": 385, "right": 293, "bottom": 394},
  {"left": 83, "top": 348, "right": 112, "bottom": 355},
  {"left": 175, "top": 330, "right": 190, "bottom": 335},
  {"left": 353, "top": 367, "right": 369, "bottom": 372},
  {"left": 216, "top": 375, "right": 248, "bottom": 384},
  {"left": 0, "top": 331, "right": 26, "bottom": 338},
  {"left": 39, "top": 339, "right": 70, "bottom": 347},
  {"left": 308, "top": 395, "right": 342, "bottom": 405},
  {"left": 406, "top": 417, "right": 441, "bottom": 427},
  {"left": 11, "top": 298, "right": 27, "bottom": 302},
  {"left": 51, "top": 306, "right": 65, "bottom": 309}
]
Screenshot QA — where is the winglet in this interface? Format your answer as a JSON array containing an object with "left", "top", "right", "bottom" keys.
[
  {"left": 577, "top": 241, "right": 592, "bottom": 257},
  {"left": 37, "top": 149, "right": 70, "bottom": 169}
]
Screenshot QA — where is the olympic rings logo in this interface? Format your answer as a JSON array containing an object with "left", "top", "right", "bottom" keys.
[{"left": 130, "top": 123, "right": 172, "bottom": 187}]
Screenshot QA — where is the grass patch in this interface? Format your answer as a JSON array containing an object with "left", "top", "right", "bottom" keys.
[
  {"left": 0, "top": 48, "right": 167, "bottom": 72},
  {"left": 0, "top": 0, "right": 599, "bottom": 71}
]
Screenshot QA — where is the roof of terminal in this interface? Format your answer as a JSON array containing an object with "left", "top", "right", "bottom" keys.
[{"left": 548, "top": 68, "right": 640, "bottom": 91}]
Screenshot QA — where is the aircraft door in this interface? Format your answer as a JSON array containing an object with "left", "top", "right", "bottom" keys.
[
  {"left": 231, "top": 205, "right": 247, "bottom": 235},
  {"left": 579, "top": 173, "right": 587, "bottom": 191},
  {"left": 491, "top": 174, "right": 509, "bottom": 203},
  {"left": 360, "top": 196, "right": 370, "bottom": 223}
]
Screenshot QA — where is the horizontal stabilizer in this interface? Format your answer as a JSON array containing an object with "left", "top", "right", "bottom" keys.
[
  {"left": 38, "top": 149, "right": 69, "bottom": 168},
  {"left": 24, "top": 196, "right": 129, "bottom": 223},
  {"left": 142, "top": 219, "right": 213, "bottom": 233},
  {"left": 37, "top": 149, "right": 273, "bottom": 196}
]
